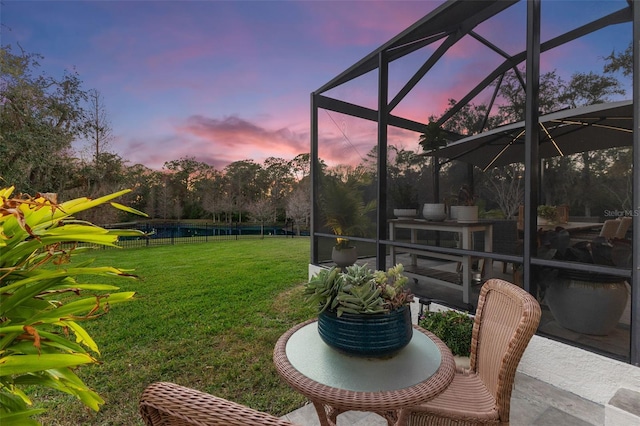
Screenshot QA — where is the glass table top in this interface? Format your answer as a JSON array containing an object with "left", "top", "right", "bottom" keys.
[{"left": 285, "top": 321, "right": 442, "bottom": 392}]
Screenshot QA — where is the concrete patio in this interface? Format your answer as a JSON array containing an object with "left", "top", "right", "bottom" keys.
[{"left": 281, "top": 372, "right": 605, "bottom": 425}]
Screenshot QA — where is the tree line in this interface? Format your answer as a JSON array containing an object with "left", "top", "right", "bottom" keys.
[
  {"left": 1, "top": 42, "right": 633, "bottom": 228},
  {"left": 1, "top": 45, "right": 311, "bottom": 230}
]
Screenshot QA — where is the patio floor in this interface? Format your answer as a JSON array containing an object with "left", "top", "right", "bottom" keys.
[{"left": 280, "top": 371, "right": 605, "bottom": 425}]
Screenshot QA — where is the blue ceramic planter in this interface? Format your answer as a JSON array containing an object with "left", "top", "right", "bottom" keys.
[{"left": 317, "top": 305, "right": 413, "bottom": 358}]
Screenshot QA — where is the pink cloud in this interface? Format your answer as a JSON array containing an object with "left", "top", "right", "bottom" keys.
[{"left": 172, "top": 115, "right": 309, "bottom": 168}]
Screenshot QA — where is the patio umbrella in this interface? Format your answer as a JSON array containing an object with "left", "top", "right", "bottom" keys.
[{"left": 429, "top": 100, "right": 633, "bottom": 170}]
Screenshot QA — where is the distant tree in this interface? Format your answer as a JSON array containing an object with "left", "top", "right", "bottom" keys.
[
  {"left": 440, "top": 99, "right": 505, "bottom": 136},
  {"left": 559, "top": 72, "right": 626, "bottom": 216},
  {"left": 163, "top": 156, "right": 212, "bottom": 219},
  {"left": 386, "top": 145, "right": 421, "bottom": 209},
  {"left": 559, "top": 72, "right": 625, "bottom": 108},
  {"left": 498, "top": 68, "right": 567, "bottom": 121},
  {"left": 141, "top": 170, "right": 165, "bottom": 219},
  {"left": 0, "top": 45, "right": 87, "bottom": 193},
  {"left": 599, "top": 147, "right": 633, "bottom": 211},
  {"left": 481, "top": 165, "right": 524, "bottom": 219},
  {"left": 247, "top": 198, "right": 274, "bottom": 238},
  {"left": 604, "top": 42, "right": 632, "bottom": 77},
  {"left": 199, "top": 167, "right": 225, "bottom": 221},
  {"left": 224, "top": 160, "right": 264, "bottom": 222},
  {"left": 82, "top": 89, "right": 113, "bottom": 163},
  {"left": 289, "top": 153, "right": 311, "bottom": 181},
  {"left": 121, "top": 162, "right": 153, "bottom": 217},
  {"left": 491, "top": 66, "right": 627, "bottom": 216},
  {"left": 263, "top": 156, "right": 295, "bottom": 221},
  {"left": 286, "top": 180, "right": 311, "bottom": 235},
  {"left": 69, "top": 152, "right": 130, "bottom": 223}
]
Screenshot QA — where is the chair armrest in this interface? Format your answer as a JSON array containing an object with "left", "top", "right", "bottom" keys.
[{"left": 140, "top": 381, "right": 295, "bottom": 426}]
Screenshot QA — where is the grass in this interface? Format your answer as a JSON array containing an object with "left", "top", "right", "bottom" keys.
[{"left": 34, "top": 238, "right": 315, "bottom": 425}]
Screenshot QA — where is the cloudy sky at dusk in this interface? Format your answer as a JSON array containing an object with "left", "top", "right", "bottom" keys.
[{"left": 2, "top": 1, "right": 631, "bottom": 171}]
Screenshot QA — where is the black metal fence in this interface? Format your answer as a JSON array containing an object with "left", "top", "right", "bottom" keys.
[{"left": 103, "top": 221, "right": 304, "bottom": 248}]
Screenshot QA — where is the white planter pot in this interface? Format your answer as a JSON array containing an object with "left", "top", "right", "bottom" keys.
[
  {"left": 393, "top": 208, "right": 417, "bottom": 219},
  {"left": 456, "top": 205, "right": 478, "bottom": 223},
  {"left": 449, "top": 205, "right": 460, "bottom": 221},
  {"left": 422, "top": 203, "right": 446, "bottom": 221}
]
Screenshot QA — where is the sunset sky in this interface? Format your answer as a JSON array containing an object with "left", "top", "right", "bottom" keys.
[{"left": 2, "top": 0, "right": 631, "bottom": 171}]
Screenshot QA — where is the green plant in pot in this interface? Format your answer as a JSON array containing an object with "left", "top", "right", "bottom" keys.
[
  {"left": 455, "top": 184, "right": 478, "bottom": 223},
  {"left": 418, "top": 310, "right": 473, "bottom": 357},
  {"left": 0, "top": 186, "right": 147, "bottom": 425},
  {"left": 537, "top": 230, "right": 631, "bottom": 335},
  {"left": 391, "top": 181, "right": 419, "bottom": 219},
  {"left": 304, "top": 263, "right": 414, "bottom": 357}
]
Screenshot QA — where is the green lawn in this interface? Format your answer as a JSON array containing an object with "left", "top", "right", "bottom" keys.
[{"left": 35, "top": 238, "right": 315, "bottom": 425}]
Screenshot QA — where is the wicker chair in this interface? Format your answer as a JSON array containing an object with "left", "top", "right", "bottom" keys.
[
  {"left": 615, "top": 216, "right": 632, "bottom": 239},
  {"left": 140, "top": 381, "right": 296, "bottom": 426},
  {"left": 600, "top": 219, "right": 621, "bottom": 239},
  {"left": 407, "top": 278, "right": 541, "bottom": 426},
  {"left": 556, "top": 204, "right": 570, "bottom": 223}
]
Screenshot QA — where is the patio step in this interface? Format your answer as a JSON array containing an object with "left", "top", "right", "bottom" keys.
[{"left": 605, "top": 388, "right": 640, "bottom": 426}]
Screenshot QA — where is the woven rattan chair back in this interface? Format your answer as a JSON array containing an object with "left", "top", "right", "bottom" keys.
[
  {"left": 470, "top": 279, "right": 541, "bottom": 422},
  {"left": 407, "top": 279, "right": 540, "bottom": 425},
  {"left": 517, "top": 205, "right": 524, "bottom": 231},
  {"left": 599, "top": 219, "right": 620, "bottom": 239},
  {"left": 556, "top": 205, "right": 569, "bottom": 223},
  {"left": 140, "top": 382, "right": 295, "bottom": 426},
  {"left": 615, "top": 216, "right": 632, "bottom": 239}
]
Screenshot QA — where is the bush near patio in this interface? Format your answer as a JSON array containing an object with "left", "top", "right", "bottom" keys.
[
  {"left": 0, "top": 187, "right": 147, "bottom": 425},
  {"left": 418, "top": 310, "right": 473, "bottom": 357}
]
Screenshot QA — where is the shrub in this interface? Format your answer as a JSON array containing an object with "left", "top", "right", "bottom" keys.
[
  {"left": 0, "top": 187, "right": 146, "bottom": 425},
  {"left": 419, "top": 310, "right": 473, "bottom": 356}
]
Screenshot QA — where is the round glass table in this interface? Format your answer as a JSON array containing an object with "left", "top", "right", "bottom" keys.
[{"left": 273, "top": 319, "right": 456, "bottom": 426}]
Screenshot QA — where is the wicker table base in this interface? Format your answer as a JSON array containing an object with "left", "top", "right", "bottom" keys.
[{"left": 273, "top": 319, "right": 455, "bottom": 426}]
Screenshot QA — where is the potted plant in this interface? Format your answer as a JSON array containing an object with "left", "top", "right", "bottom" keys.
[
  {"left": 320, "top": 175, "right": 376, "bottom": 268},
  {"left": 537, "top": 230, "right": 631, "bottom": 335},
  {"left": 456, "top": 184, "right": 478, "bottom": 223},
  {"left": 419, "top": 122, "right": 449, "bottom": 222},
  {"left": 389, "top": 151, "right": 419, "bottom": 219},
  {"left": 304, "top": 263, "right": 414, "bottom": 357},
  {"left": 418, "top": 309, "right": 473, "bottom": 368},
  {"left": 391, "top": 181, "right": 419, "bottom": 219},
  {"left": 537, "top": 205, "right": 558, "bottom": 225}
]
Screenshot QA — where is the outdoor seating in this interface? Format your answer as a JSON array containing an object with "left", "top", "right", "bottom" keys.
[
  {"left": 600, "top": 219, "right": 621, "bottom": 239},
  {"left": 615, "top": 216, "right": 632, "bottom": 239},
  {"left": 406, "top": 278, "right": 541, "bottom": 426},
  {"left": 139, "top": 381, "right": 295, "bottom": 426},
  {"left": 491, "top": 219, "right": 520, "bottom": 274},
  {"left": 556, "top": 204, "right": 570, "bottom": 223}
]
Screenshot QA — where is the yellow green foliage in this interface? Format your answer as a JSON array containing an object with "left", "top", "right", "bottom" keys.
[{"left": 0, "top": 187, "right": 146, "bottom": 425}]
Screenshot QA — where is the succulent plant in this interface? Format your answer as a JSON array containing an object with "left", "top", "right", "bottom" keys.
[{"left": 304, "top": 263, "right": 413, "bottom": 317}]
